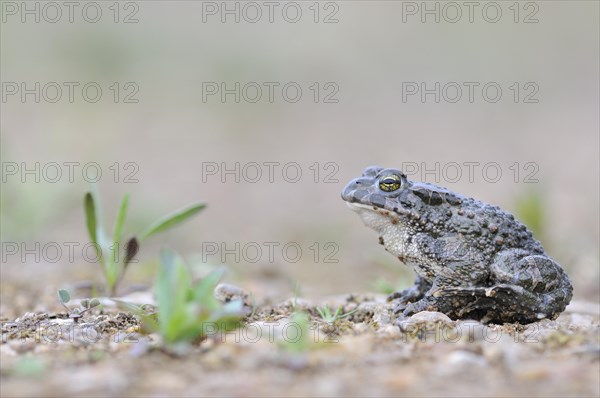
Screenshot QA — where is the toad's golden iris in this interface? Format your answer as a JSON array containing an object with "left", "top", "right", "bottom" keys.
[{"left": 379, "top": 174, "right": 401, "bottom": 192}]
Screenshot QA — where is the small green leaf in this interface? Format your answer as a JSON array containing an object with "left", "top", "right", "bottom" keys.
[
  {"left": 156, "top": 248, "right": 191, "bottom": 337},
  {"left": 85, "top": 186, "right": 109, "bottom": 271},
  {"left": 127, "top": 247, "right": 243, "bottom": 347},
  {"left": 81, "top": 299, "right": 90, "bottom": 308},
  {"left": 113, "top": 193, "right": 129, "bottom": 245},
  {"left": 286, "top": 312, "right": 310, "bottom": 353},
  {"left": 138, "top": 313, "right": 159, "bottom": 334},
  {"left": 12, "top": 356, "right": 46, "bottom": 378},
  {"left": 293, "top": 281, "right": 300, "bottom": 311},
  {"left": 89, "top": 298, "right": 100, "bottom": 308},
  {"left": 138, "top": 202, "right": 206, "bottom": 242},
  {"left": 339, "top": 308, "right": 358, "bottom": 319},
  {"left": 111, "top": 299, "right": 145, "bottom": 313},
  {"left": 316, "top": 307, "right": 325, "bottom": 319},
  {"left": 57, "top": 289, "right": 70, "bottom": 304},
  {"left": 515, "top": 188, "right": 546, "bottom": 244},
  {"left": 84, "top": 193, "right": 97, "bottom": 244},
  {"left": 156, "top": 248, "right": 175, "bottom": 324},
  {"left": 209, "top": 300, "right": 245, "bottom": 322},
  {"left": 334, "top": 307, "right": 342, "bottom": 318},
  {"left": 191, "top": 267, "right": 226, "bottom": 308}
]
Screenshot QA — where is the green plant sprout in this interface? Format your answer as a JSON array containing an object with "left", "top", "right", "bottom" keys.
[
  {"left": 11, "top": 355, "right": 46, "bottom": 378},
  {"left": 316, "top": 305, "right": 357, "bottom": 324},
  {"left": 371, "top": 255, "right": 415, "bottom": 295},
  {"left": 292, "top": 280, "right": 300, "bottom": 311},
  {"left": 372, "top": 277, "right": 403, "bottom": 295},
  {"left": 515, "top": 188, "right": 547, "bottom": 245},
  {"left": 57, "top": 289, "right": 100, "bottom": 323},
  {"left": 84, "top": 185, "right": 205, "bottom": 296},
  {"left": 281, "top": 311, "right": 311, "bottom": 355},
  {"left": 116, "top": 248, "right": 244, "bottom": 351}
]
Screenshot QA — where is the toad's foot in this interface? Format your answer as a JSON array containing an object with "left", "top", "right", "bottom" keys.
[
  {"left": 396, "top": 284, "right": 569, "bottom": 324},
  {"left": 389, "top": 276, "right": 432, "bottom": 313}
]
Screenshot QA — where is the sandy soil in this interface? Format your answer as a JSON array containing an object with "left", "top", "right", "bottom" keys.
[{"left": 1, "top": 284, "right": 598, "bottom": 398}]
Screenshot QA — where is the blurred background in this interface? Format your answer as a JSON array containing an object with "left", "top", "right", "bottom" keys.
[{"left": 1, "top": 1, "right": 598, "bottom": 316}]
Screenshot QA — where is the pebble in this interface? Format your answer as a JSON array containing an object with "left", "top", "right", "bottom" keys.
[
  {"left": 352, "top": 322, "right": 370, "bottom": 334},
  {"left": 568, "top": 313, "right": 595, "bottom": 330},
  {"left": 1, "top": 344, "right": 17, "bottom": 357},
  {"left": 214, "top": 283, "right": 253, "bottom": 313},
  {"left": 444, "top": 350, "right": 487, "bottom": 367},
  {"left": 397, "top": 311, "right": 453, "bottom": 332},
  {"left": 379, "top": 324, "right": 402, "bottom": 338}
]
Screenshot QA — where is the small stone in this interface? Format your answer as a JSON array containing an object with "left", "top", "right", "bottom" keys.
[
  {"left": 214, "top": 283, "right": 253, "bottom": 314},
  {"left": 397, "top": 311, "right": 455, "bottom": 337},
  {"left": 352, "top": 323, "right": 370, "bottom": 334},
  {"left": 444, "top": 350, "right": 487, "bottom": 367},
  {"left": 0, "top": 344, "right": 17, "bottom": 357},
  {"left": 398, "top": 311, "right": 453, "bottom": 329},
  {"left": 568, "top": 314, "right": 594, "bottom": 330},
  {"left": 379, "top": 324, "right": 402, "bottom": 338}
]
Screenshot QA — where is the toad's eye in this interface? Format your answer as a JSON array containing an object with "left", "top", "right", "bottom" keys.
[{"left": 379, "top": 174, "right": 402, "bottom": 192}]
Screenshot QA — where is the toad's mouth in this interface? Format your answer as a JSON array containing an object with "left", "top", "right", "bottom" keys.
[
  {"left": 343, "top": 192, "right": 410, "bottom": 217},
  {"left": 345, "top": 202, "right": 378, "bottom": 211},
  {"left": 345, "top": 202, "right": 403, "bottom": 220},
  {"left": 345, "top": 202, "right": 403, "bottom": 233}
]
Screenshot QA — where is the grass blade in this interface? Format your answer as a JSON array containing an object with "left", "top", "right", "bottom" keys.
[
  {"left": 138, "top": 202, "right": 206, "bottom": 242},
  {"left": 85, "top": 188, "right": 109, "bottom": 273},
  {"left": 85, "top": 186, "right": 110, "bottom": 254},
  {"left": 156, "top": 248, "right": 191, "bottom": 339},
  {"left": 156, "top": 248, "right": 175, "bottom": 325},
  {"left": 111, "top": 298, "right": 145, "bottom": 313},
  {"left": 113, "top": 193, "right": 129, "bottom": 245},
  {"left": 84, "top": 193, "right": 97, "bottom": 244}
]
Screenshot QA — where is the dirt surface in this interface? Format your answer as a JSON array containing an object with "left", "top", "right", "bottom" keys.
[{"left": 1, "top": 284, "right": 598, "bottom": 398}]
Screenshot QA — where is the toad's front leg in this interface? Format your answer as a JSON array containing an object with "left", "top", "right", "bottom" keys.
[{"left": 388, "top": 275, "right": 432, "bottom": 313}]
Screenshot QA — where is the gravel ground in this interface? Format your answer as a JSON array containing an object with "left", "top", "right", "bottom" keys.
[{"left": 1, "top": 287, "right": 598, "bottom": 398}]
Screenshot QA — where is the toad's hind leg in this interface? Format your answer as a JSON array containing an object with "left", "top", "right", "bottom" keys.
[{"left": 487, "top": 249, "right": 573, "bottom": 321}]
